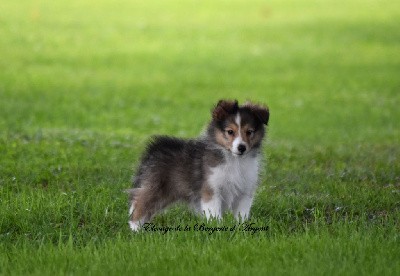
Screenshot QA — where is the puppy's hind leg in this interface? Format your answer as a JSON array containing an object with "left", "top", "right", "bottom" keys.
[
  {"left": 128, "top": 187, "right": 151, "bottom": 232},
  {"left": 128, "top": 187, "right": 140, "bottom": 217},
  {"left": 128, "top": 186, "right": 173, "bottom": 232}
]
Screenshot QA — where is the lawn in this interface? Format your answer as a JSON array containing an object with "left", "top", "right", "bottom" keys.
[{"left": 0, "top": 0, "right": 399, "bottom": 275}]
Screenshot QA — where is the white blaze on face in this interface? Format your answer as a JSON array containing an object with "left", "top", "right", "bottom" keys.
[{"left": 232, "top": 113, "right": 245, "bottom": 155}]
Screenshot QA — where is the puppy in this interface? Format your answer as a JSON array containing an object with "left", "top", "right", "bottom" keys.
[{"left": 128, "top": 100, "right": 269, "bottom": 231}]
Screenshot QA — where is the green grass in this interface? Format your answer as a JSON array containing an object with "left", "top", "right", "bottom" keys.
[{"left": 1, "top": 0, "right": 399, "bottom": 275}]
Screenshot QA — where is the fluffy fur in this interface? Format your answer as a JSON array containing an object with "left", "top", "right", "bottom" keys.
[{"left": 128, "top": 100, "right": 269, "bottom": 231}]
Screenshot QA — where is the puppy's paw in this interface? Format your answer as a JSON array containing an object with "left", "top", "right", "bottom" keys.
[{"left": 129, "top": 220, "right": 141, "bottom": 232}]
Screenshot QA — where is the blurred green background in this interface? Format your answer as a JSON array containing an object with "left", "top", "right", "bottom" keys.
[{"left": 1, "top": 0, "right": 398, "bottom": 143}]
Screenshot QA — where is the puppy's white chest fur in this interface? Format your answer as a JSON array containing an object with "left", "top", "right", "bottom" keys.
[{"left": 208, "top": 154, "right": 260, "bottom": 208}]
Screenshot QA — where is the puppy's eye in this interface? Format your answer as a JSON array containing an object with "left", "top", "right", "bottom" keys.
[
  {"left": 226, "top": 129, "right": 234, "bottom": 135},
  {"left": 246, "top": 130, "right": 255, "bottom": 136}
]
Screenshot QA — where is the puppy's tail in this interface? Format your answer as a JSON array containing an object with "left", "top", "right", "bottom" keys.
[
  {"left": 125, "top": 186, "right": 142, "bottom": 201},
  {"left": 126, "top": 175, "right": 141, "bottom": 198}
]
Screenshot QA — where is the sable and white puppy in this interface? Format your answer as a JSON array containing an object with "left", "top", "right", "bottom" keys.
[{"left": 128, "top": 100, "right": 269, "bottom": 231}]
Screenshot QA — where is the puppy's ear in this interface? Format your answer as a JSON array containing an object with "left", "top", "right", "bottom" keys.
[
  {"left": 247, "top": 103, "right": 270, "bottom": 125},
  {"left": 212, "top": 100, "right": 239, "bottom": 120}
]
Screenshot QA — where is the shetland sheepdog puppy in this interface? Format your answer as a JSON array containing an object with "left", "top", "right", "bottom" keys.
[{"left": 128, "top": 100, "right": 269, "bottom": 231}]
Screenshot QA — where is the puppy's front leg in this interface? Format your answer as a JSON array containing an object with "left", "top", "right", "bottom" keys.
[
  {"left": 201, "top": 195, "right": 222, "bottom": 220},
  {"left": 233, "top": 194, "right": 254, "bottom": 221}
]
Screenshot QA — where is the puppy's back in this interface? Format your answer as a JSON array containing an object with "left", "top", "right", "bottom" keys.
[{"left": 133, "top": 136, "right": 206, "bottom": 193}]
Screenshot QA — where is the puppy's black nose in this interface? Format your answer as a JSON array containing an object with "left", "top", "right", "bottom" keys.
[{"left": 238, "top": 144, "right": 247, "bottom": 154}]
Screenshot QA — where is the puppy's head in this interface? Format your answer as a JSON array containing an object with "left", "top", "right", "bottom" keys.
[{"left": 209, "top": 99, "right": 269, "bottom": 156}]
